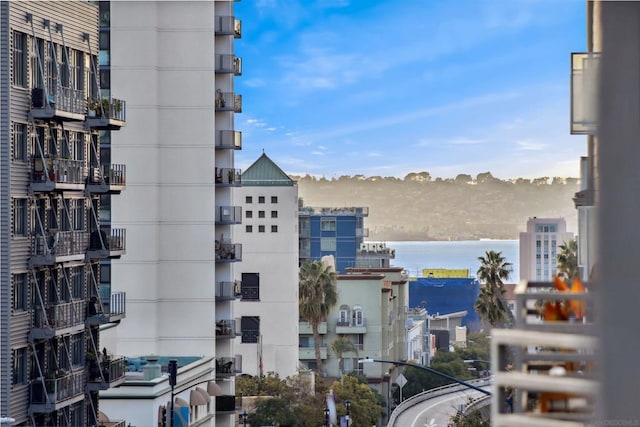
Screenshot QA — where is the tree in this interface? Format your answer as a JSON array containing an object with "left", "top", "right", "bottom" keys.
[
  {"left": 248, "top": 397, "right": 296, "bottom": 427},
  {"left": 557, "top": 238, "right": 579, "bottom": 279},
  {"left": 476, "top": 250, "right": 514, "bottom": 327},
  {"left": 329, "top": 375, "right": 385, "bottom": 426},
  {"left": 475, "top": 286, "right": 508, "bottom": 328},
  {"left": 299, "top": 261, "right": 338, "bottom": 376},
  {"left": 331, "top": 336, "right": 358, "bottom": 377}
]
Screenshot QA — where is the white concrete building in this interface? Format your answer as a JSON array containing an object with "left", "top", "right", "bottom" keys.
[
  {"left": 519, "top": 217, "right": 574, "bottom": 281},
  {"left": 233, "top": 153, "right": 299, "bottom": 378}
]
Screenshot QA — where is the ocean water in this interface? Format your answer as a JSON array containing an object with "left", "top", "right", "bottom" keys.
[{"left": 387, "top": 240, "right": 520, "bottom": 280}]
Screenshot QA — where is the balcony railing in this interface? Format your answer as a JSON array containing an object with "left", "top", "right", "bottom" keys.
[
  {"left": 299, "top": 346, "right": 328, "bottom": 360},
  {"left": 215, "top": 54, "right": 242, "bottom": 75},
  {"left": 336, "top": 318, "right": 367, "bottom": 334},
  {"left": 215, "top": 319, "right": 239, "bottom": 339},
  {"left": 87, "top": 291, "right": 126, "bottom": 325},
  {"left": 215, "top": 167, "right": 242, "bottom": 187},
  {"left": 87, "top": 356, "right": 127, "bottom": 391},
  {"left": 215, "top": 92, "right": 242, "bottom": 113},
  {"left": 214, "top": 16, "right": 242, "bottom": 38},
  {"left": 216, "top": 206, "right": 242, "bottom": 224},
  {"left": 29, "top": 370, "right": 85, "bottom": 414},
  {"left": 29, "top": 86, "right": 86, "bottom": 122},
  {"left": 30, "top": 157, "right": 86, "bottom": 192},
  {"left": 299, "top": 320, "right": 327, "bottom": 335},
  {"left": 86, "top": 97, "right": 127, "bottom": 130},
  {"left": 215, "top": 241, "right": 242, "bottom": 263},
  {"left": 31, "top": 230, "right": 88, "bottom": 266},
  {"left": 215, "top": 281, "right": 242, "bottom": 301},
  {"left": 87, "top": 228, "right": 126, "bottom": 259},
  {"left": 215, "top": 355, "right": 242, "bottom": 377},
  {"left": 571, "top": 52, "right": 600, "bottom": 135},
  {"left": 299, "top": 206, "right": 369, "bottom": 217},
  {"left": 86, "top": 164, "right": 126, "bottom": 193},
  {"left": 30, "top": 300, "right": 87, "bottom": 340},
  {"left": 215, "top": 130, "right": 242, "bottom": 150}
]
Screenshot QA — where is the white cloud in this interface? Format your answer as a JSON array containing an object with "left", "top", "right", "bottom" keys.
[{"left": 516, "top": 140, "right": 547, "bottom": 151}]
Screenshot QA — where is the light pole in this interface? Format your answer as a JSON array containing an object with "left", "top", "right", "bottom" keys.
[
  {"left": 241, "top": 409, "right": 248, "bottom": 427},
  {"left": 324, "top": 406, "right": 330, "bottom": 427},
  {"left": 345, "top": 399, "right": 351, "bottom": 427},
  {"left": 358, "top": 358, "right": 491, "bottom": 396}
]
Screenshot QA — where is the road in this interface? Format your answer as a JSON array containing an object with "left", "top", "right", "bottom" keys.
[{"left": 390, "top": 386, "right": 490, "bottom": 427}]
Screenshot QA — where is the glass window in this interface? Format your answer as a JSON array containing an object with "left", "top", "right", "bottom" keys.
[
  {"left": 246, "top": 225, "right": 253, "bottom": 233},
  {"left": 13, "top": 273, "right": 28, "bottom": 310},
  {"left": 258, "top": 225, "right": 265, "bottom": 233},
  {"left": 241, "top": 316, "right": 260, "bottom": 343},
  {"left": 258, "top": 196, "right": 265, "bottom": 204},
  {"left": 13, "top": 198, "right": 27, "bottom": 237},
  {"left": 320, "top": 237, "right": 336, "bottom": 251},
  {"left": 246, "top": 210, "right": 252, "bottom": 219},
  {"left": 13, "top": 348, "right": 27, "bottom": 385},
  {"left": 271, "top": 196, "right": 278, "bottom": 203},
  {"left": 353, "top": 306, "right": 364, "bottom": 326},
  {"left": 241, "top": 273, "right": 259, "bottom": 301},
  {"left": 271, "top": 211, "right": 278, "bottom": 218},
  {"left": 258, "top": 211, "right": 265, "bottom": 218},
  {"left": 246, "top": 196, "right": 252, "bottom": 204},
  {"left": 12, "top": 122, "right": 27, "bottom": 161},
  {"left": 99, "top": 1, "right": 111, "bottom": 26},
  {"left": 271, "top": 225, "right": 278, "bottom": 233},
  {"left": 12, "top": 32, "right": 27, "bottom": 87},
  {"left": 321, "top": 218, "right": 336, "bottom": 231}
]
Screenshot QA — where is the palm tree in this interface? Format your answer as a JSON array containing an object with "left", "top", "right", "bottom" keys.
[
  {"left": 557, "top": 238, "right": 579, "bottom": 279},
  {"left": 474, "top": 286, "right": 507, "bottom": 328},
  {"left": 331, "top": 336, "right": 359, "bottom": 377},
  {"left": 476, "top": 250, "right": 514, "bottom": 328},
  {"left": 299, "top": 260, "right": 338, "bottom": 376}
]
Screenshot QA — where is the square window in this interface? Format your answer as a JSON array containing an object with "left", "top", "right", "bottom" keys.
[
  {"left": 271, "top": 225, "right": 278, "bottom": 233},
  {"left": 258, "top": 225, "right": 265, "bottom": 233},
  {"left": 246, "top": 210, "right": 253, "bottom": 219},
  {"left": 271, "top": 211, "right": 278, "bottom": 218},
  {"left": 246, "top": 196, "right": 252, "bottom": 204},
  {"left": 271, "top": 196, "right": 278, "bottom": 203},
  {"left": 321, "top": 218, "right": 336, "bottom": 231},
  {"left": 258, "top": 211, "right": 265, "bottom": 218},
  {"left": 258, "top": 196, "right": 265, "bottom": 204},
  {"left": 246, "top": 225, "right": 253, "bottom": 233},
  {"left": 321, "top": 237, "right": 337, "bottom": 251}
]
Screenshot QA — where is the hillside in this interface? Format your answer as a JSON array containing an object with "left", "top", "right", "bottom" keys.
[{"left": 295, "top": 172, "right": 579, "bottom": 241}]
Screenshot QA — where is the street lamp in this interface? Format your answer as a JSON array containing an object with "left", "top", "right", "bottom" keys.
[
  {"left": 358, "top": 358, "right": 491, "bottom": 396},
  {"left": 324, "top": 406, "right": 330, "bottom": 427},
  {"left": 345, "top": 399, "right": 351, "bottom": 427},
  {"left": 241, "top": 409, "right": 248, "bottom": 427}
]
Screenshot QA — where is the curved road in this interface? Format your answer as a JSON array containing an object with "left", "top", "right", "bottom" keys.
[{"left": 391, "top": 386, "right": 490, "bottom": 427}]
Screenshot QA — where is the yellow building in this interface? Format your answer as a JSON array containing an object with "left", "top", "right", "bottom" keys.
[{"left": 422, "top": 268, "right": 469, "bottom": 278}]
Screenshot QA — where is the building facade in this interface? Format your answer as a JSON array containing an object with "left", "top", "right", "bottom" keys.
[
  {"left": 233, "top": 153, "right": 299, "bottom": 378},
  {"left": 519, "top": 217, "right": 574, "bottom": 281},
  {"left": 1, "top": 1, "right": 127, "bottom": 424}
]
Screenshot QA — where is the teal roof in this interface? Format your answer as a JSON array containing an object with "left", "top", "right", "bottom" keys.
[{"left": 242, "top": 153, "right": 296, "bottom": 186}]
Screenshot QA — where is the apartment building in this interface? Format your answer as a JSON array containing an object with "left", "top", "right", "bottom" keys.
[
  {"left": 1, "top": 1, "right": 127, "bottom": 424},
  {"left": 233, "top": 153, "right": 299, "bottom": 378},
  {"left": 519, "top": 217, "right": 574, "bottom": 281}
]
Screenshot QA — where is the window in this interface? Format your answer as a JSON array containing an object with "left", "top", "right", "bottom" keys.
[
  {"left": 246, "top": 225, "right": 253, "bottom": 233},
  {"left": 12, "top": 123, "right": 27, "bottom": 161},
  {"left": 12, "top": 348, "right": 27, "bottom": 385},
  {"left": 241, "top": 316, "right": 260, "bottom": 343},
  {"left": 338, "top": 305, "right": 350, "bottom": 326},
  {"left": 258, "top": 225, "right": 265, "bottom": 233},
  {"left": 258, "top": 196, "right": 265, "bottom": 204},
  {"left": 71, "top": 333, "right": 83, "bottom": 366},
  {"left": 72, "top": 266, "right": 84, "bottom": 299},
  {"left": 241, "top": 273, "right": 259, "bottom": 300},
  {"left": 321, "top": 218, "right": 336, "bottom": 231},
  {"left": 352, "top": 306, "right": 364, "bottom": 326},
  {"left": 245, "top": 196, "right": 253, "bottom": 204},
  {"left": 271, "top": 211, "right": 278, "bottom": 218},
  {"left": 31, "top": 38, "right": 45, "bottom": 89},
  {"left": 258, "top": 211, "right": 265, "bottom": 218},
  {"left": 13, "top": 199, "right": 27, "bottom": 237},
  {"left": 271, "top": 196, "right": 278, "bottom": 203},
  {"left": 320, "top": 237, "right": 336, "bottom": 251},
  {"left": 271, "top": 225, "right": 278, "bottom": 233},
  {"left": 246, "top": 210, "right": 253, "bottom": 219},
  {"left": 13, "top": 273, "right": 28, "bottom": 311},
  {"left": 12, "top": 32, "right": 27, "bottom": 87}
]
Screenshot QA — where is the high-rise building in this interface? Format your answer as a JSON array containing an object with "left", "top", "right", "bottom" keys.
[
  {"left": 233, "top": 153, "right": 299, "bottom": 378},
  {"left": 519, "top": 217, "right": 574, "bottom": 281},
  {"left": 1, "top": 1, "right": 127, "bottom": 424}
]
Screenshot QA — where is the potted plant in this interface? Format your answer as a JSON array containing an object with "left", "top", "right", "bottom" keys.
[{"left": 87, "top": 98, "right": 99, "bottom": 117}]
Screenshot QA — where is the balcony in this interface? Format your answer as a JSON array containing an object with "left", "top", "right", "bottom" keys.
[
  {"left": 299, "top": 346, "right": 327, "bottom": 360},
  {"left": 214, "top": 16, "right": 242, "bottom": 38},
  {"left": 215, "top": 130, "right": 242, "bottom": 150},
  {"left": 29, "top": 370, "right": 85, "bottom": 415},
  {"left": 86, "top": 228, "right": 126, "bottom": 260},
  {"left": 86, "top": 97, "right": 127, "bottom": 130},
  {"left": 29, "top": 300, "right": 86, "bottom": 341},
  {"left": 30, "top": 230, "right": 88, "bottom": 267},
  {"left": 216, "top": 206, "right": 242, "bottom": 225},
  {"left": 336, "top": 318, "right": 367, "bottom": 334},
  {"left": 215, "top": 395, "right": 238, "bottom": 415},
  {"left": 87, "top": 291, "right": 126, "bottom": 326},
  {"left": 215, "top": 167, "right": 242, "bottom": 187},
  {"left": 30, "top": 157, "right": 86, "bottom": 192},
  {"left": 215, "top": 54, "right": 242, "bottom": 75},
  {"left": 299, "top": 320, "right": 327, "bottom": 335},
  {"left": 215, "top": 355, "right": 242, "bottom": 378},
  {"left": 215, "top": 281, "right": 242, "bottom": 301},
  {"left": 87, "top": 355, "right": 127, "bottom": 391},
  {"left": 86, "top": 164, "right": 127, "bottom": 194},
  {"left": 215, "top": 241, "right": 242, "bottom": 263},
  {"left": 215, "top": 91, "right": 242, "bottom": 113},
  {"left": 571, "top": 52, "right": 600, "bottom": 135},
  {"left": 215, "top": 319, "right": 240, "bottom": 339},
  {"left": 29, "top": 86, "right": 86, "bottom": 122}
]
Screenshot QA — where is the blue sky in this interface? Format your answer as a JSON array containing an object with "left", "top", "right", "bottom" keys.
[{"left": 234, "top": 0, "right": 586, "bottom": 179}]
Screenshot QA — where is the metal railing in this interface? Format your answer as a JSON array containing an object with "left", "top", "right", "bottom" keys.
[
  {"left": 87, "top": 97, "right": 126, "bottom": 122},
  {"left": 30, "top": 370, "right": 85, "bottom": 405},
  {"left": 215, "top": 319, "right": 238, "bottom": 338},
  {"left": 215, "top": 242, "right": 242, "bottom": 261},
  {"left": 215, "top": 54, "right": 242, "bottom": 75},
  {"left": 215, "top": 355, "right": 242, "bottom": 376},
  {"left": 215, "top": 167, "right": 242, "bottom": 186},
  {"left": 215, "top": 130, "right": 242, "bottom": 149},
  {"left": 216, "top": 206, "right": 242, "bottom": 224},
  {"left": 33, "top": 300, "right": 86, "bottom": 331},
  {"left": 31, "top": 85, "right": 86, "bottom": 115},
  {"left": 215, "top": 281, "right": 241, "bottom": 299},
  {"left": 32, "top": 157, "right": 86, "bottom": 184},
  {"left": 33, "top": 230, "right": 88, "bottom": 258}
]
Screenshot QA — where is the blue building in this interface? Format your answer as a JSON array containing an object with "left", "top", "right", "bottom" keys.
[
  {"left": 299, "top": 205, "right": 369, "bottom": 273},
  {"left": 409, "top": 277, "right": 481, "bottom": 331}
]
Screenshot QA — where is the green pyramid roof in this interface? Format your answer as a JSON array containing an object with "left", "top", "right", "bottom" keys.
[{"left": 241, "top": 153, "right": 295, "bottom": 186}]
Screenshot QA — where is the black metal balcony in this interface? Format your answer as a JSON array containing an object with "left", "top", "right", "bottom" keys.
[
  {"left": 215, "top": 130, "right": 242, "bottom": 150},
  {"left": 30, "top": 157, "right": 86, "bottom": 192},
  {"left": 86, "top": 291, "right": 126, "bottom": 326},
  {"left": 216, "top": 206, "right": 242, "bottom": 225},
  {"left": 215, "top": 241, "right": 242, "bottom": 263},
  {"left": 215, "top": 167, "right": 242, "bottom": 187},
  {"left": 86, "top": 164, "right": 126, "bottom": 194},
  {"left": 30, "top": 231, "right": 88, "bottom": 267},
  {"left": 215, "top": 54, "right": 242, "bottom": 75},
  {"left": 215, "top": 16, "right": 242, "bottom": 38},
  {"left": 29, "top": 370, "right": 85, "bottom": 415},
  {"left": 29, "top": 300, "right": 86, "bottom": 341},
  {"left": 87, "top": 355, "right": 127, "bottom": 391},
  {"left": 86, "top": 228, "right": 126, "bottom": 260},
  {"left": 85, "top": 97, "right": 127, "bottom": 130},
  {"left": 215, "top": 281, "right": 241, "bottom": 301},
  {"left": 215, "top": 319, "right": 239, "bottom": 339},
  {"left": 215, "top": 91, "right": 242, "bottom": 113},
  {"left": 215, "top": 355, "right": 242, "bottom": 378},
  {"left": 29, "top": 86, "right": 86, "bottom": 122}
]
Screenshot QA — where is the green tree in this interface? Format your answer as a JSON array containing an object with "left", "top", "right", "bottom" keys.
[
  {"left": 331, "top": 336, "right": 358, "bottom": 377},
  {"left": 557, "top": 238, "right": 579, "bottom": 279},
  {"left": 249, "top": 397, "right": 296, "bottom": 427},
  {"left": 476, "top": 250, "right": 514, "bottom": 328},
  {"left": 475, "top": 286, "right": 507, "bottom": 328},
  {"left": 299, "top": 261, "right": 338, "bottom": 376},
  {"left": 330, "top": 374, "right": 385, "bottom": 426}
]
